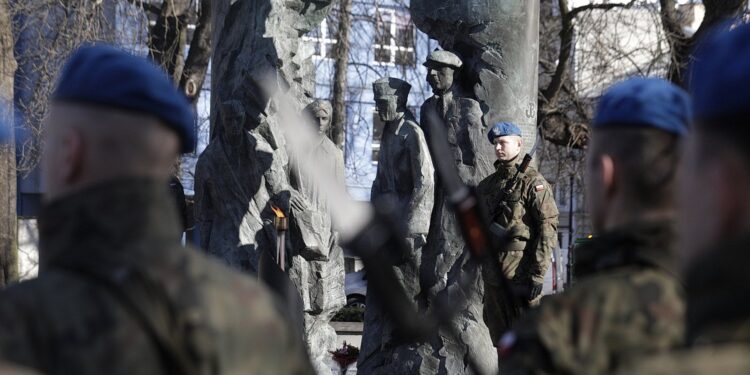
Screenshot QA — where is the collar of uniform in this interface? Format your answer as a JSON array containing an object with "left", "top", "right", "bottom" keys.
[
  {"left": 573, "top": 220, "right": 677, "bottom": 279},
  {"left": 685, "top": 233, "right": 750, "bottom": 345},
  {"left": 37, "top": 177, "right": 181, "bottom": 272},
  {"left": 494, "top": 156, "right": 520, "bottom": 179}
]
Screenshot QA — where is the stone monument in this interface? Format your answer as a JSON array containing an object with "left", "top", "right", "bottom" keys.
[
  {"left": 206, "top": 1, "right": 344, "bottom": 373},
  {"left": 408, "top": 2, "right": 540, "bottom": 373},
  {"left": 194, "top": 100, "right": 277, "bottom": 270},
  {"left": 418, "top": 51, "right": 499, "bottom": 374},
  {"left": 357, "top": 78, "right": 435, "bottom": 374},
  {"left": 288, "top": 99, "right": 346, "bottom": 374}
]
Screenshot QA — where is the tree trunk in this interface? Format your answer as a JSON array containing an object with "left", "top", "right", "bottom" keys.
[
  {"left": 179, "top": 0, "right": 212, "bottom": 103},
  {"left": 331, "top": 0, "right": 351, "bottom": 151},
  {"left": 0, "top": 0, "right": 18, "bottom": 287},
  {"left": 149, "top": 0, "right": 191, "bottom": 82},
  {"left": 661, "top": 0, "right": 747, "bottom": 85}
]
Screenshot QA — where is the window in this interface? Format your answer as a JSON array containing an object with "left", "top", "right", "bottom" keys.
[
  {"left": 374, "top": 9, "right": 415, "bottom": 66},
  {"left": 303, "top": 18, "right": 338, "bottom": 59}
]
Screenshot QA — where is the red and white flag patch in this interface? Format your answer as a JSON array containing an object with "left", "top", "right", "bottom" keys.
[{"left": 535, "top": 184, "right": 545, "bottom": 192}]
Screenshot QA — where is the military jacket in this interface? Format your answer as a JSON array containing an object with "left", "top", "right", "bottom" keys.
[
  {"left": 371, "top": 111, "right": 434, "bottom": 235},
  {"left": 477, "top": 160, "right": 559, "bottom": 285},
  {"left": 619, "top": 234, "right": 750, "bottom": 375},
  {"left": 0, "top": 179, "right": 314, "bottom": 375},
  {"left": 499, "top": 221, "right": 685, "bottom": 375}
]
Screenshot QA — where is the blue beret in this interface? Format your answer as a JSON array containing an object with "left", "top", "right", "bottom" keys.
[
  {"left": 690, "top": 22, "right": 750, "bottom": 124},
  {"left": 487, "top": 122, "right": 522, "bottom": 144},
  {"left": 52, "top": 44, "right": 195, "bottom": 153},
  {"left": 593, "top": 77, "right": 691, "bottom": 136}
]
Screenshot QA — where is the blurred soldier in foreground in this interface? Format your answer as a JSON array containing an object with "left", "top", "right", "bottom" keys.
[
  {"left": 623, "top": 24, "right": 750, "bottom": 375},
  {"left": 499, "top": 77, "right": 688, "bottom": 374},
  {"left": 477, "top": 122, "right": 558, "bottom": 342},
  {"left": 357, "top": 77, "right": 434, "bottom": 374},
  {"left": 0, "top": 45, "right": 313, "bottom": 374}
]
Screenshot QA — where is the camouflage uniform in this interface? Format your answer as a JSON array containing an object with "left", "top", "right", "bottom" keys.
[
  {"left": 618, "top": 234, "right": 750, "bottom": 375},
  {"left": 477, "top": 158, "right": 559, "bottom": 342},
  {"left": 0, "top": 179, "right": 314, "bottom": 375},
  {"left": 499, "top": 221, "right": 685, "bottom": 375}
]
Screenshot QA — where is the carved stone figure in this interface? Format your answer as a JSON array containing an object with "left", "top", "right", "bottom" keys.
[
  {"left": 416, "top": 50, "right": 499, "bottom": 375},
  {"left": 194, "top": 100, "right": 278, "bottom": 270},
  {"left": 288, "top": 99, "right": 346, "bottom": 373},
  {"left": 209, "top": 1, "right": 343, "bottom": 373},
  {"left": 357, "top": 78, "right": 435, "bottom": 374}
]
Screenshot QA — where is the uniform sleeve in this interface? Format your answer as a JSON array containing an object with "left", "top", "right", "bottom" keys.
[
  {"left": 525, "top": 176, "right": 559, "bottom": 285},
  {"left": 499, "top": 288, "right": 612, "bottom": 375},
  {"left": 405, "top": 124, "right": 435, "bottom": 235}
]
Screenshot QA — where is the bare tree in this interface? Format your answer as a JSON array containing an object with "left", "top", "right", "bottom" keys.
[
  {"left": 660, "top": 0, "right": 747, "bottom": 85},
  {"left": 1, "top": 0, "right": 211, "bottom": 280},
  {"left": 143, "top": 0, "right": 212, "bottom": 101},
  {"left": 331, "top": 0, "right": 352, "bottom": 149}
]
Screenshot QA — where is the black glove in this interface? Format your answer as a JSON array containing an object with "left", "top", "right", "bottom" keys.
[
  {"left": 528, "top": 282, "right": 543, "bottom": 300},
  {"left": 511, "top": 275, "right": 544, "bottom": 302}
]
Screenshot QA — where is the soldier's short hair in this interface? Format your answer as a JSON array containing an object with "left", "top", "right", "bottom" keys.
[{"left": 589, "top": 126, "right": 681, "bottom": 209}]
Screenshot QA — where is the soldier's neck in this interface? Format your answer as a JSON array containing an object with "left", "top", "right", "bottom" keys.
[
  {"left": 37, "top": 177, "right": 181, "bottom": 269},
  {"left": 602, "top": 207, "right": 675, "bottom": 234}
]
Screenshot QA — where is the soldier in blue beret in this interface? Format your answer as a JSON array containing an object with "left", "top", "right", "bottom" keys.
[
  {"left": 622, "top": 22, "right": 750, "bottom": 375},
  {"left": 477, "top": 121, "right": 559, "bottom": 342},
  {"left": 0, "top": 45, "right": 314, "bottom": 374},
  {"left": 500, "top": 77, "right": 689, "bottom": 374}
]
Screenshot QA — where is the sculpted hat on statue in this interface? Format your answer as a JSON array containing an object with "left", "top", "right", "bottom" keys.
[
  {"left": 423, "top": 50, "right": 463, "bottom": 69},
  {"left": 373, "top": 77, "right": 412, "bottom": 99}
]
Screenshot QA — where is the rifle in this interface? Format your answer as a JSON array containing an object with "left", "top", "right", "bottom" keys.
[{"left": 500, "top": 135, "right": 540, "bottom": 199}]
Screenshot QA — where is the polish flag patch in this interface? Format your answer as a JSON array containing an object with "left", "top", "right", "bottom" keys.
[{"left": 535, "top": 184, "right": 545, "bottom": 192}]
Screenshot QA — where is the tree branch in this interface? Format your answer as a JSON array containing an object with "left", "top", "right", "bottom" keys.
[
  {"left": 542, "top": 0, "right": 636, "bottom": 105},
  {"left": 568, "top": 0, "right": 637, "bottom": 18},
  {"left": 662, "top": 0, "right": 746, "bottom": 85},
  {"left": 126, "top": 0, "right": 161, "bottom": 15}
]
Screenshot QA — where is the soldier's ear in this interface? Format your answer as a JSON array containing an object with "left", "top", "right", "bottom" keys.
[
  {"left": 599, "top": 154, "right": 616, "bottom": 198},
  {"left": 715, "top": 156, "right": 749, "bottom": 232},
  {"left": 61, "top": 127, "right": 84, "bottom": 184}
]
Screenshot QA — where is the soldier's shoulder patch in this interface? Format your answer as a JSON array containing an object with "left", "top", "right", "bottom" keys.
[{"left": 535, "top": 184, "right": 545, "bottom": 192}]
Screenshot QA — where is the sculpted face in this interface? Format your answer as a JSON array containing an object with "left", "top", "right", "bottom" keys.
[
  {"left": 427, "top": 65, "right": 455, "bottom": 95},
  {"left": 221, "top": 107, "right": 245, "bottom": 145},
  {"left": 375, "top": 96, "right": 401, "bottom": 123},
  {"left": 313, "top": 109, "right": 331, "bottom": 135},
  {"left": 493, "top": 135, "right": 522, "bottom": 162}
]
